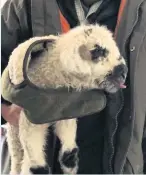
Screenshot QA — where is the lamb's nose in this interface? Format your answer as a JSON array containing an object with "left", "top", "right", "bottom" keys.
[{"left": 113, "top": 64, "right": 128, "bottom": 80}]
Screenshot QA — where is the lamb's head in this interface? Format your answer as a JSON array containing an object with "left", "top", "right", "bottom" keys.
[{"left": 55, "top": 24, "right": 128, "bottom": 93}]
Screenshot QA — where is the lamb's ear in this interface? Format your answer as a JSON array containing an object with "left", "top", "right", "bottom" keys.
[{"left": 78, "top": 44, "right": 91, "bottom": 60}]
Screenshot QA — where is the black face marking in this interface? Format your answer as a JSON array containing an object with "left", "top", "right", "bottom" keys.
[
  {"left": 90, "top": 44, "right": 109, "bottom": 62},
  {"left": 112, "top": 64, "right": 128, "bottom": 80},
  {"left": 84, "top": 28, "right": 92, "bottom": 36}
]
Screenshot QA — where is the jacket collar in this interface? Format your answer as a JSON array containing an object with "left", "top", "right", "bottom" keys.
[{"left": 115, "top": 0, "right": 144, "bottom": 47}]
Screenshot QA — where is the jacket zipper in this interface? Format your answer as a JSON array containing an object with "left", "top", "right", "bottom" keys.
[
  {"left": 119, "top": 1, "right": 144, "bottom": 173},
  {"left": 108, "top": 90, "right": 124, "bottom": 173},
  {"left": 108, "top": 1, "right": 143, "bottom": 173}
]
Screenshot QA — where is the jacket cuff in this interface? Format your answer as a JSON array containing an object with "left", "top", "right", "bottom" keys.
[{"left": 1, "top": 96, "right": 12, "bottom": 106}]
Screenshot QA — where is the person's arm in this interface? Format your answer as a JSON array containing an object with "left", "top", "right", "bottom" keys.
[
  {"left": 1, "top": 0, "right": 30, "bottom": 125},
  {"left": 1, "top": 0, "right": 31, "bottom": 74}
]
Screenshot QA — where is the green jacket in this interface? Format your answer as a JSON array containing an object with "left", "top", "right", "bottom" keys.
[{"left": 1, "top": 0, "right": 146, "bottom": 173}]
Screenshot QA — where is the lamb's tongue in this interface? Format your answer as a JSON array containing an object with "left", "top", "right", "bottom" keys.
[{"left": 120, "top": 83, "right": 126, "bottom": 88}]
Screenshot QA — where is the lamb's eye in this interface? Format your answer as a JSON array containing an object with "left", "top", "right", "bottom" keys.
[
  {"left": 90, "top": 44, "right": 109, "bottom": 62},
  {"left": 94, "top": 44, "right": 100, "bottom": 49}
]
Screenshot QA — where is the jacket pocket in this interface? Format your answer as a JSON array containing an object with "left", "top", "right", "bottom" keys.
[
  {"left": 124, "top": 152, "right": 144, "bottom": 174},
  {"left": 123, "top": 158, "right": 134, "bottom": 174}
]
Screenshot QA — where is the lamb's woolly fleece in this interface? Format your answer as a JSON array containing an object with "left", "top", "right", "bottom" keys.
[{"left": 8, "top": 24, "right": 125, "bottom": 90}]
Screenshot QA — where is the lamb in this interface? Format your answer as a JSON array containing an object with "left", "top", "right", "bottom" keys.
[{"left": 5, "top": 24, "right": 128, "bottom": 174}]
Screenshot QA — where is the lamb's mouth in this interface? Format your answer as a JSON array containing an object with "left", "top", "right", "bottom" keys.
[
  {"left": 111, "top": 80, "right": 126, "bottom": 89},
  {"left": 98, "top": 79, "right": 126, "bottom": 93},
  {"left": 97, "top": 63, "right": 127, "bottom": 93}
]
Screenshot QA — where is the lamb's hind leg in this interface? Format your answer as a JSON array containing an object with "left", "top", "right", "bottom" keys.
[
  {"left": 19, "top": 111, "right": 49, "bottom": 174},
  {"left": 6, "top": 123, "right": 23, "bottom": 174},
  {"left": 55, "top": 119, "right": 79, "bottom": 174}
]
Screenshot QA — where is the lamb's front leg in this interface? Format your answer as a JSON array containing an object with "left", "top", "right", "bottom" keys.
[
  {"left": 55, "top": 119, "right": 79, "bottom": 174},
  {"left": 7, "top": 123, "right": 23, "bottom": 174}
]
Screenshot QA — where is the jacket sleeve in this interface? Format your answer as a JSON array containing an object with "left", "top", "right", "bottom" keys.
[
  {"left": 1, "top": 0, "right": 31, "bottom": 124},
  {"left": 1, "top": 0, "right": 30, "bottom": 104}
]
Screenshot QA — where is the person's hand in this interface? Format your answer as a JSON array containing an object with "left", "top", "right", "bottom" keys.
[{"left": 1, "top": 104, "right": 22, "bottom": 126}]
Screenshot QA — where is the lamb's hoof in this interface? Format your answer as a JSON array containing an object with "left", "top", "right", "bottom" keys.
[
  {"left": 59, "top": 147, "right": 79, "bottom": 174},
  {"left": 30, "top": 166, "right": 50, "bottom": 174}
]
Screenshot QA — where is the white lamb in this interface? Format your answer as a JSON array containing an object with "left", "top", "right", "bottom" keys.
[{"left": 5, "top": 24, "right": 127, "bottom": 174}]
